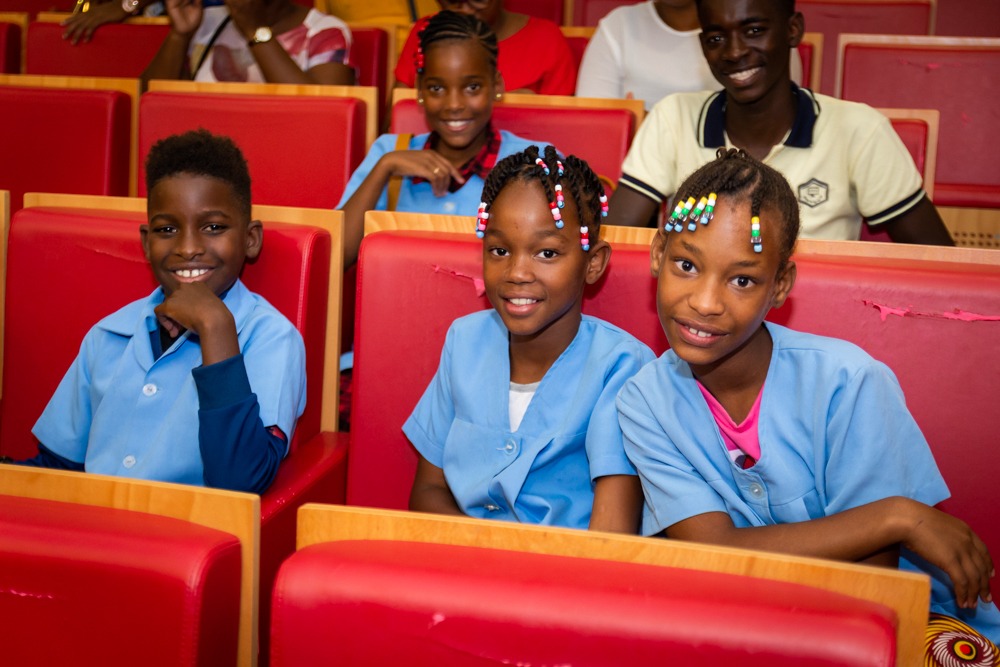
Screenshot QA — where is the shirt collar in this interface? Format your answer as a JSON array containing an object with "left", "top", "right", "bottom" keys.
[
  {"left": 411, "top": 123, "right": 502, "bottom": 193},
  {"left": 700, "top": 83, "right": 817, "bottom": 149}
]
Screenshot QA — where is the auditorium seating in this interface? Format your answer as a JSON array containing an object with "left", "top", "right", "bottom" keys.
[
  {"left": 271, "top": 504, "right": 929, "bottom": 666},
  {"left": 0, "top": 16, "right": 19, "bottom": 73},
  {"left": 569, "top": 0, "right": 641, "bottom": 27},
  {"left": 561, "top": 25, "right": 593, "bottom": 75},
  {"left": 25, "top": 19, "right": 169, "bottom": 77},
  {"left": 797, "top": 0, "right": 934, "bottom": 95},
  {"left": 347, "top": 220, "right": 1000, "bottom": 601},
  {"left": 140, "top": 82, "right": 373, "bottom": 208},
  {"left": 798, "top": 31, "right": 823, "bottom": 90},
  {"left": 348, "top": 24, "right": 391, "bottom": 119},
  {"left": 0, "top": 80, "right": 130, "bottom": 211},
  {"left": 390, "top": 89, "right": 644, "bottom": 192},
  {"left": 0, "top": 465, "right": 257, "bottom": 666},
  {"left": 508, "top": 0, "right": 563, "bottom": 25}
]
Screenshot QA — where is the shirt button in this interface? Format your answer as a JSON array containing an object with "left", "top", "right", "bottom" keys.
[
  {"left": 748, "top": 483, "right": 765, "bottom": 498},
  {"left": 122, "top": 455, "right": 136, "bottom": 469},
  {"left": 142, "top": 383, "right": 157, "bottom": 396},
  {"left": 484, "top": 503, "right": 500, "bottom": 512},
  {"left": 503, "top": 438, "right": 516, "bottom": 454}
]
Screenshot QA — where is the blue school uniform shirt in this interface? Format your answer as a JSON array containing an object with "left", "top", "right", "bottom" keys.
[
  {"left": 336, "top": 130, "right": 536, "bottom": 215},
  {"left": 617, "top": 321, "right": 1000, "bottom": 640},
  {"left": 33, "top": 280, "right": 307, "bottom": 487},
  {"left": 404, "top": 309, "right": 655, "bottom": 529}
]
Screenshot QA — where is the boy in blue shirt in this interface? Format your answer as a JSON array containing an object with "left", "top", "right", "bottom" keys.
[{"left": 7, "top": 129, "right": 306, "bottom": 494}]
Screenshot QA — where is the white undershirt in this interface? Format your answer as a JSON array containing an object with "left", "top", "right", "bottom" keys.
[{"left": 509, "top": 381, "right": 540, "bottom": 432}]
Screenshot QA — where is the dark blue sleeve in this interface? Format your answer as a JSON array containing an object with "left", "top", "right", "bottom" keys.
[
  {"left": 193, "top": 354, "right": 286, "bottom": 494},
  {"left": 12, "top": 443, "right": 86, "bottom": 471}
]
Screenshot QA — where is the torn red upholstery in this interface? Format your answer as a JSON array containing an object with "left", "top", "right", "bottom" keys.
[
  {"left": 0, "top": 86, "right": 129, "bottom": 213},
  {"left": 0, "top": 494, "right": 241, "bottom": 667},
  {"left": 838, "top": 38, "right": 1000, "bottom": 208},
  {"left": 349, "top": 231, "right": 1000, "bottom": 573},
  {"left": 25, "top": 21, "right": 170, "bottom": 77},
  {"left": 270, "top": 540, "right": 897, "bottom": 667},
  {"left": 139, "top": 91, "right": 367, "bottom": 208},
  {"left": 391, "top": 98, "right": 637, "bottom": 187}
]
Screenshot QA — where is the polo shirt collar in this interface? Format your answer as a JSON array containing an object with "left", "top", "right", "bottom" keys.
[{"left": 700, "top": 83, "right": 817, "bottom": 149}]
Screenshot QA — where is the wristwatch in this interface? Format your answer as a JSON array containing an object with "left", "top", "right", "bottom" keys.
[
  {"left": 248, "top": 26, "right": 273, "bottom": 47},
  {"left": 121, "top": 0, "right": 140, "bottom": 15}
]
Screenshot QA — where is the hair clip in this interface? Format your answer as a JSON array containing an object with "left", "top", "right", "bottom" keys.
[
  {"left": 554, "top": 184, "right": 564, "bottom": 209},
  {"left": 475, "top": 202, "right": 489, "bottom": 238},
  {"left": 599, "top": 193, "right": 608, "bottom": 218},
  {"left": 535, "top": 157, "right": 549, "bottom": 175},
  {"left": 751, "top": 215, "right": 762, "bottom": 253},
  {"left": 580, "top": 225, "right": 590, "bottom": 251},
  {"left": 549, "top": 201, "right": 563, "bottom": 228}
]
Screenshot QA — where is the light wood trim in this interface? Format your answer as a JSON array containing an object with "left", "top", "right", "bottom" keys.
[
  {"left": 835, "top": 32, "right": 1000, "bottom": 97},
  {"left": 799, "top": 31, "right": 823, "bottom": 91},
  {"left": 21, "top": 193, "right": 345, "bottom": 430},
  {"left": 0, "top": 74, "right": 141, "bottom": 196},
  {"left": 794, "top": 237, "right": 1000, "bottom": 266},
  {"left": 876, "top": 107, "right": 939, "bottom": 200},
  {"left": 0, "top": 466, "right": 260, "bottom": 667},
  {"left": 940, "top": 206, "right": 1000, "bottom": 250},
  {"left": 562, "top": 0, "right": 573, "bottom": 26},
  {"left": 560, "top": 25, "right": 594, "bottom": 39},
  {"left": 147, "top": 79, "right": 379, "bottom": 149},
  {"left": 0, "top": 189, "right": 8, "bottom": 400},
  {"left": 297, "top": 504, "right": 930, "bottom": 667},
  {"left": 0, "top": 11, "right": 28, "bottom": 74},
  {"left": 392, "top": 87, "right": 646, "bottom": 130},
  {"left": 34, "top": 11, "right": 169, "bottom": 24}
]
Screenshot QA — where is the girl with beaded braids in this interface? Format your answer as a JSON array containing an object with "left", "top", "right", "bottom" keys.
[
  {"left": 336, "top": 10, "right": 535, "bottom": 267},
  {"left": 618, "top": 149, "right": 999, "bottom": 651},
  {"left": 404, "top": 145, "right": 655, "bottom": 533}
]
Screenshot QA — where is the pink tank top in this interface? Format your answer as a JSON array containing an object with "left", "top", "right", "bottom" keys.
[{"left": 697, "top": 382, "right": 764, "bottom": 469}]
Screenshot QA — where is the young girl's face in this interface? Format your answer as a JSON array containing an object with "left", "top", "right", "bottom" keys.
[
  {"left": 650, "top": 195, "right": 795, "bottom": 376},
  {"left": 482, "top": 178, "right": 609, "bottom": 349},
  {"left": 418, "top": 39, "right": 501, "bottom": 164}
]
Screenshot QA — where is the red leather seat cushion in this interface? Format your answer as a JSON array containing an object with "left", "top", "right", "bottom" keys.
[
  {"left": 25, "top": 21, "right": 170, "bottom": 77},
  {"left": 0, "top": 87, "right": 130, "bottom": 212},
  {"left": 138, "top": 91, "right": 367, "bottom": 208},
  {"left": 271, "top": 540, "right": 896, "bottom": 667},
  {"left": 0, "top": 494, "right": 241, "bottom": 667}
]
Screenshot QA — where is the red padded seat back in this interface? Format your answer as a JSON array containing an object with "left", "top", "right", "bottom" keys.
[
  {"left": 838, "top": 38, "right": 1000, "bottom": 208},
  {"left": 271, "top": 540, "right": 897, "bottom": 667},
  {"left": 1, "top": 494, "right": 241, "bottom": 667},
  {"left": 0, "top": 86, "right": 129, "bottom": 212},
  {"left": 25, "top": 20, "right": 170, "bottom": 76},
  {"left": 350, "top": 231, "right": 1000, "bottom": 566},
  {"left": 798, "top": 0, "right": 932, "bottom": 95},
  {"left": 349, "top": 26, "right": 388, "bottom": 101},
  {"left": 797, "top": 39, "right": 815, "bottom": 88},
  {"left": 0, "top": 208, "right": 330, "bottom": 459},
  {"left": 935, "top": 0, "right": 1000, "bottom": 37},
  {"left": 0, "top": 0, "right": 58, "bottom": 16},
  {"left": 139, "top": 91, "right": 367, "bottom": 208},
  {"left": 391, "top": 98, "right": 636, "bottom": 185},
  {"left": 0, "top": 21, "right": 19, "bottom": 73},
  {"left": 506, "top": 0, "right": 563, "bottom": 25},
  {"left": 572, "top": 0, "right": 641, "bottom": 26}
]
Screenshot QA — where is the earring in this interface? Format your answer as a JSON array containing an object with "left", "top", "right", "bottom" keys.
[
  {"left": 417, "top": 97, "right": 424, "bottom": 105},
  {"left": 495, "top": 93, "right": 502, "bottom": 101}
]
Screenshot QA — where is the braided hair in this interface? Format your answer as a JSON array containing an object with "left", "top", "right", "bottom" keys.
[
  {"left": 415, "top": 10, "right": 498, "bottom": 76},
  {"left": 478, "top": 145, "right": 607, "bottom": 249},
  {"left": 671, "top": 148, "right": 800, "bottom": 268}
]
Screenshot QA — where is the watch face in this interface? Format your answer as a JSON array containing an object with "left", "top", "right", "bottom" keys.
[{"left": 253, "top": 26, "right": 272, "bottom": 43}]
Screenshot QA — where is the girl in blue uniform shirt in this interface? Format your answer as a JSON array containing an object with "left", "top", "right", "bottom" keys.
[
  {"left": 404, "top": 145, "right": 655, "bottom": 533},
  {"left": 337, "top": 10, "right": 534, "bottom": 267},
  {"left": 616, "top": 148, "right": 999, "bottom": 657}
]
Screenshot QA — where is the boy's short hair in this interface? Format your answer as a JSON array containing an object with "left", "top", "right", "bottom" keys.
[
  {"left": 695, "top": 0, "right": 796, "bottom": 18},
  {"left": 144, "top": 129, "right": 252, "bottom": 218}
]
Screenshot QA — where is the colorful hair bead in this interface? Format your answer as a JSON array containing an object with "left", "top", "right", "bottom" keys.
[
  {"left": 414, "top": 48, "right": 425, "bottom": 74},
  {"left": 554, "top": 183, "right": 565, "bottom": 209},
  {"left": 535, "top": 157, "right": 550, "bottom": 175},
  {"left": 700, "top": 193, "right": 717, "bottom": 225},
  {"left": 549, "top": 201, "right": 563, "bottom": 228},
  {"left": 751, "top": 215, "right": 762, "bottom": 253},
  {"left": 580, "top": 225, "right": 590, "bottom": 251},
  {"left": 599, "top": 193, "right": 608, "bottom": 218},
  {"left": 475, "top": 202, "right": 489, "bottom": 238},
  {"left": 555, "top": 160, "right": 564, "bottom": 177}
]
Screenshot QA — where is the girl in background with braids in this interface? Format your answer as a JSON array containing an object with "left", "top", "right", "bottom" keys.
[
  {"left": 617, "top": 148, "right": 999, "bottom": 655},
  {"left": 337, "top": 10, "right": 535, "bottom": 267},
  {"left": 404, "top": 145, "right": 654, "bottom": 533}
]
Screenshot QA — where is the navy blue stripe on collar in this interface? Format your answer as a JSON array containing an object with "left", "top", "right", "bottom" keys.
[{"left": 699, "top": 84, "right": 818, "bottom": 149}]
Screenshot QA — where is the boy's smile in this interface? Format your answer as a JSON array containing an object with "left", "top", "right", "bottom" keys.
[
  {"left": 651, "top": 196, "right": 794, "bottom": 380},
  {"left": 142, "top": 173, "right": 262, "bottom": 298},
  {"left": 483, "top": 179, "right": 609, "bottom": 352}
]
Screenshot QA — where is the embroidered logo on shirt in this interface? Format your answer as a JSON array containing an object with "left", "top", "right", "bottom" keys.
[{"left": 797, "top": 178, "right": 829, "bottom": 208}]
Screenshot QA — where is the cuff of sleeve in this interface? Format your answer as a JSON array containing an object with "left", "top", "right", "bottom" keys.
[{"left": 193, "top": 354, "right": 252, "bottom": 410}]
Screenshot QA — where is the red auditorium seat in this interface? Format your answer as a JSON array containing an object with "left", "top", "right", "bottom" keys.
[
  {"left": 561, "top": 26, "right": 593, "bottom": 75},
  {"left": 139, "top": 89, "right": 368, "bottom": 208},
  {"left": 25, "top": 20, "right": 169, "bottom": 76},
  {"left": 0, "top": 0, "right": 59, "bottom": 17},
  {"left": 797, "top": 0, "right": 933, "bottom": 95},
  {"left": 507, "top": 0, "right": 563, "bottom": 25},
  {"left": 390, "top": 91, "right": 643, "bottom": 191},
  {"left": 798, "top": 31, "right": 823, "bottom": 89},
  {"left": 348, "top": 226, "right": 1000, "bottom": 588},
  {"left": 0, "top": 85, "right": 129, "bottom": 212},
  {"left": 348, "top": 25, "right": 389, "bottom": 113},
  {"left": 0, "top": 19, "right": 19, "bottom": 73},
  {"left": 0, "top": 493, "right": 241, "bottom": 667},
  {"left": 837, "top": 34, "right": 1000, "bottom": 210},
  {"left": 570, "top": 0, "right": 642, "bottom": 27}
]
